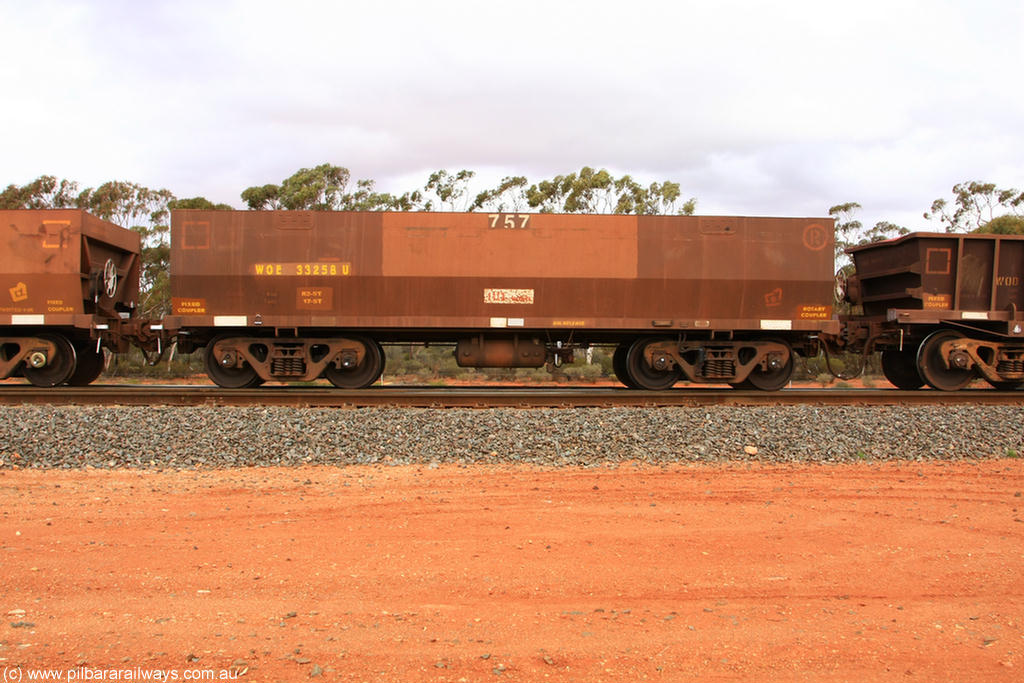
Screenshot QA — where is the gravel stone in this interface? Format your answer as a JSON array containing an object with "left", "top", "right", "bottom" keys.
[{"left": 0, "top": 405, "right": 1021, "bottom": 469}]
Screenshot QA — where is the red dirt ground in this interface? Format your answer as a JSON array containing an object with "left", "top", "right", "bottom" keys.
[{"left": 2, "top": 461, "right": 1023, "bottom": 682}]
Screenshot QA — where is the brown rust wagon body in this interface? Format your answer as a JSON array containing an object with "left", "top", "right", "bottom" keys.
[
  {"left": 842, "top": 232, "right": 1024, "bottom": 390},
  {"left": 0, "top": 209, "right": 148, "bottom": 386},
  {"left": 167, "top": 210, "right": 837, "bottom": 389}
]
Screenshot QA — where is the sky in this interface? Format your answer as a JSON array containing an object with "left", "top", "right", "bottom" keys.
[{"left": 2, "top": 0, "right": 1022, "bottom": 231}]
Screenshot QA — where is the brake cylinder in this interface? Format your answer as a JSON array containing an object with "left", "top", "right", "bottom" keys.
[{"left": 455, "top": 337, "right": 547, "bottom": 368}]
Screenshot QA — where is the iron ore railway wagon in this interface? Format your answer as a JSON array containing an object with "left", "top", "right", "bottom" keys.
[
  {"left": 164, "top": 210, "right": 838, "bottom": 390},
  {"left": 841, "top": 232, "right": 1024, "bottom": 391},
  {"left": 5, "top": 207, "right": 1024, "bottom": 391},
  {"left": 0, "top": 210, "right": 158, "bottom": 387}
]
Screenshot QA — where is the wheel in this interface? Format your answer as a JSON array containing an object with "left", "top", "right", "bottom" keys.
[
  {"left": 624, "top": 338, "right": 681, "bottom": 391},
  {"left": 204, "top": 337, "right": 262, "bottom": 388},
  {"left": 323, "top": 337, "right": 384, "bottom": 389},
  {"left": 987, "top": 380, "right": 1022, "bottom": 391},
  {"left": 67, "top": 345, "right": 106, "bottom": 386},
  {"left": 743, "top": 339, "right": 794, "bottom": 391},
  {"left": 23, "top": 334, "right": 77, "bottom": 387},
  {"left": 612, "top": 344, "right": 638, "bottom": 388},
  {"left": 881, "top": 349, "right": 924, "bottom": 390},
  {"left": 916, "top": 330, "right": 974, "bottom": 391}
]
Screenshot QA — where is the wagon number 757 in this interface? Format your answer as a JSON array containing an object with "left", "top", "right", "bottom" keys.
[{"left": 489, "top": 214, "right": 530, "bottom": 229}]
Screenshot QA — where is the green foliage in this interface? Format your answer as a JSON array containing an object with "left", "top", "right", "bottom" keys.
[
  {"left": 279, "top": 163, "right": 351, "bottom": 210},
  {"left": 389, "top": 189, "right": 425, "bottom": 211},
  {"left": 77, "top": 180, "right": 175, "bottom": 229},
  {"left": 976, "top": 214, "right": 1024, "bottom": 235},
  {"left": 241, "top": 164, "right": 353, "bottom": 210},
  {"left": 558, "top": 167, "right": 615, "bottom": 213},
  {"left": 613, "top": 176, "right": 693, "bottom": 215},
  {"left": 925, "top": 181, "right": 1024, "bottom": 232},
  {"left": 0, "top": 175, "right": 79, "bottom": 209},
  {"left": 829, "top": 201, "right": 862, "bottom": 256},
  {"left": 470, "top": 176, "right": 528, "bottom": 212},
  {"left": 240, "top": 183, "right": 281, "bottom": 210},
  {"left": 339, "top": 178, "right": 403, "bottom": 211},
  {"left": 103, "top": 346, "right": 203, "bottom": 380},
  {"left": 422, "top": 169, "right": 476, "bottom": 211},
  {"left": 519, "top": 166, "right": 695, "bottom": 215},
  {"left": 863, "top": 220, "right": 909, "bottom": 243},
  {"left": 239, "top": 164, "right": 695, "bottom": 216},
  {"left": 241, "top": 163, "right": 417, "bottom": 212},
  {"left": 169, "top": 197, "right": 234, "bottom": 211},
  {"left": 138, "top": 242, "right": 171, "bottom": 317},
  {"left": 830, "top": 202, "right": 909, "bottom": 263}
]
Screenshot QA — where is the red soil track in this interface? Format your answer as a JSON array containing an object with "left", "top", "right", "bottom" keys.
[{"left": 2, "top": 461, "right": 1023, "bottom": 682}]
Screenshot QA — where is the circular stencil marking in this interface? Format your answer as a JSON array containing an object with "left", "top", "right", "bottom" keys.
[{"left": 803, "top": 223, "right": 828, "bottom": 251}]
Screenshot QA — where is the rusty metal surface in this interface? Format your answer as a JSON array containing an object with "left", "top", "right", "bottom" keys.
[
  {"left": 1, "top": 210, "right": 141, "bottom": 326},
  {"left": 455, "top": 337, "right": 548, "bottom": 367},
  {"left": 849, "top": 232, "right": 1024, "bottom": 320},
  {"left": 169, "top": 210, "right": 838, "bottom": 339},
  {"left": 0, "top": 384, "right": 1019, "bottom": 408}
]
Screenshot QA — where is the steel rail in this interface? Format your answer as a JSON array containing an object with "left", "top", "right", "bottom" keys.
[{"left": 0, "top": 385, "right": 1021, "bottom": 408}]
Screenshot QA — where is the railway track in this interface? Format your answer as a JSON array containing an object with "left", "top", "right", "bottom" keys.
[{"left": 0, "top": 384, "right": 1021, "bottom": 407}]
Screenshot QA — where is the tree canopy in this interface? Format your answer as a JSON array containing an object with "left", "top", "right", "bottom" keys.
[
  {"left": 0, "top": 175, "right": 79, "bottom": 209},
  {"left": 976, "top": 214, "right": 1024, "bottom": 235},
  {"left": 925, "top": 181, "right": 1024, "bottom": 233},
  {"left": 239, "top": 164, "right": 697, "bottom": 216},
  {"left": 829, "top": 201, "right": 910, "bottom": 263},
  {"left": 241, "top": 164, "right": 421, "bottom": 212},
  {"left": 831, "top": 179, "right": 1024, "bottom": 261},
  {"left": 519, "top": 167, "right": 695, "bottom": 215}
]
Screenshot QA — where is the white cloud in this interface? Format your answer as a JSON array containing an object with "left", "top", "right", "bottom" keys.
[{"left": 1, "top": 0, "right": 1021, "bottom": 226}]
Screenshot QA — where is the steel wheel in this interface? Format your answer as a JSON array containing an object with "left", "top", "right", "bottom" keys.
[
  {"left": 625, "top": 338, "right": 681, "bottom": 391},
  {"left": 23, "top": 334, "right": 77, "bottom": 387},
  {"left": 67, "top": 345, "right": 106, "bottom": 386},
  {"left": 612, "top": 344, "right": 638, "bottom": 388},
  {"left": 205, "top": 337, "right": 262, "bottom": 388},
  {"left": 324, "top": 337, "right": 384, "bottom": 389},
  {"left": 916, "top": 330, "right": 974, "bottom": 391},
  {"left": 743, "top": 339, "right": 794, "bottom": 391},
  {"left": 987, "top": 380, "right": 1022, "bottom": 391},
  {"left": 880, "top": 349, "right": 924, "bottom": 390}
]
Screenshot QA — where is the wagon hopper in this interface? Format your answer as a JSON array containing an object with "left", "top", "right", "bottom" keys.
[
  {"left": 0, "top": 210, "right": 148, "bottom": 386},
  {"left": 842, "top": 232, "right": 1024, "bottom": 390},
  {"left": 167, "top": 210, "right": 838, "bottom": 389}
]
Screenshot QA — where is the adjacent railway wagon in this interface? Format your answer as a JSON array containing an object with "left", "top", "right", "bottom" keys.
[
  {"left": 166, "top": 210, "right": 838, "bottom": 390},
  {"left": 0, "top": 209, "right": 152, "bottom": 386},
  {"left": 841, "top": 232, "right": 1024, "bottom": 391}
]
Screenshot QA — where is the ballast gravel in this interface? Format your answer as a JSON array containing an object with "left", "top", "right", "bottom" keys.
[{"left": 1, "top": 405, "right": 1022, "bottom": 468}]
